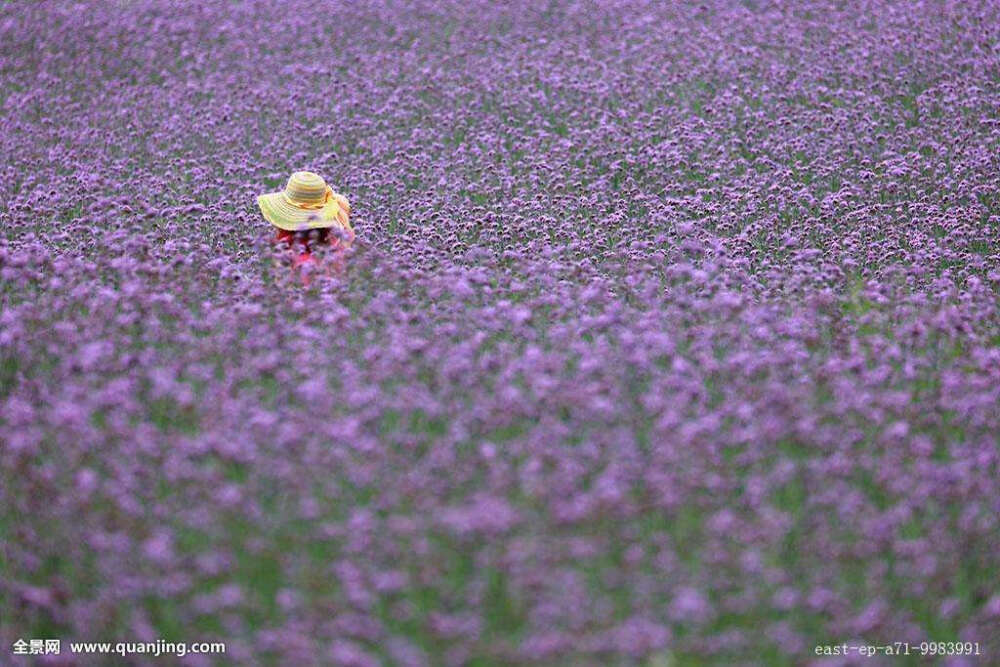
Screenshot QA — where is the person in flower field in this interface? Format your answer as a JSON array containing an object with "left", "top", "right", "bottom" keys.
[{"left": 257, "top": 170, "right": 354, "bottom": 273}]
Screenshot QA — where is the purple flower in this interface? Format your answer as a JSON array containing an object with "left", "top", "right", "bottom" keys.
[{"left": 3, "top": 0, "right": 1000, "bottom": 661}]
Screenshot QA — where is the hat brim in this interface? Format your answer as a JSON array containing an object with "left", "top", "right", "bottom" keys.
[{"left": 257, "top": 192, "right": 348, "bottom": 231}]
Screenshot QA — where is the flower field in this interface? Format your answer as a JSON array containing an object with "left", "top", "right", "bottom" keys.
[{"left": 2, "top": 0, "right": 1000, "bottom": 664}]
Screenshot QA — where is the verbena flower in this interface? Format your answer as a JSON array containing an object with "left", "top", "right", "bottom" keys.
[{"left": 2, "top": 0, "right": 999, "bottom": 662}]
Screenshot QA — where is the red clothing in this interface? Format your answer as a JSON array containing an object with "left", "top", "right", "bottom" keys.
[
  {"left": 275, "top": 228, "right": 353, "bottom": 254},
  {"left": 273, "top": 228, "right": 353, "bottom": 285}
]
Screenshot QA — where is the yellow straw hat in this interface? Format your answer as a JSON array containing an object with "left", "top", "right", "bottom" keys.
[{"left": 257, "top": 171, "right": 351, "bottom": 232}]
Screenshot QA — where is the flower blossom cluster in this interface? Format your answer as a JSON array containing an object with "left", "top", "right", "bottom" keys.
[{"left": 2, "top": 0, "right": 1000, "bottom": 664}]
